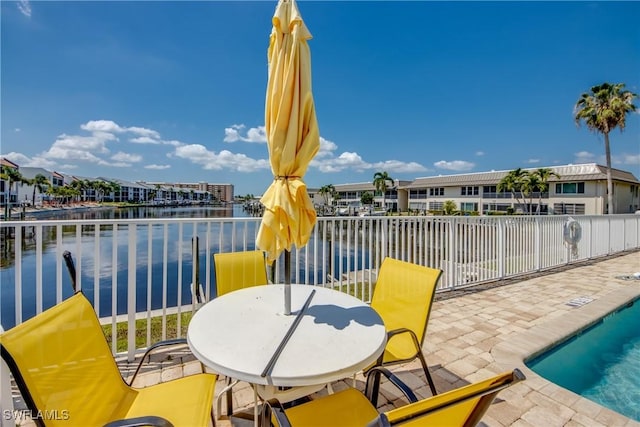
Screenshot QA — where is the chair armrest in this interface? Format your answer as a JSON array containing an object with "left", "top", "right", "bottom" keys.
[
  {"left": 365, "top": 366, "right": 418, "bottom": 407},
  {"left": 260, "top": 398, "right": 292, "bottom": 427},
  {"left": 129, "top": 338, "right": 189, "bottom": 385},
  {"left": 103, "top": 415, "right": 174, "bottom": 427},
  {"left": 383, "top": 327, "right": 422, "bottom": 360},
  {"left": 386, "top": 327, "right": 419, "bottom": 342}
]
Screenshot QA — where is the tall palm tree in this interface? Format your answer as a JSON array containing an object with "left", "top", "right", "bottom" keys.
[
  {"left": 1, "top": 165, "right": 26, "bottom": 220},
  {"left": 91, "top": 180, "right": 109, "bottom": 203},
  {"left": 30, "top": 174, "right": 50, "bottom": 207},
  {"left": 109, "top": 181, "right": 121, "bottom": 202},
  {"left": 318, "top": 184, "right": 335, "bottom": 206},
  {"left": 574, "top": 82, "right": 637, "bottom": 214},
  {"left": 373, "top": 171, "right": 394, "bottom": 211},
  {"left": 497, "top": 168, "right": 529, "bottom": 213},
  {"left": 520, "top": 173, "right": 540, "bottom": 214},
  {"left": 532, "top": 168, "right": 560, "bottom": 215}
]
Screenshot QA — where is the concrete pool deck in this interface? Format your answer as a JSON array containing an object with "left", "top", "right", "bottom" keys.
[
  {"left": 11, "top": 251, "right": 640, "bottom": 426},
  {"left": 133, "top": 251, "right": 640, "bottom": 426}
]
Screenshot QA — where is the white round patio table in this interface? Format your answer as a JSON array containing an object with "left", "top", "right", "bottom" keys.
[{"left": 187, "top": 284, "right": 386, "bottom": 404}]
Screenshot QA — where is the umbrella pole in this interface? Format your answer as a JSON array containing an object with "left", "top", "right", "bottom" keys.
[{"left": 284, "top": 249, "right": 291, "bottom": 315}]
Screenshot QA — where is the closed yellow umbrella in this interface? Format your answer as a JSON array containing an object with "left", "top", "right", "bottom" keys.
[{"left": 257, "top": 0, "right": 319, "bottom": 314}]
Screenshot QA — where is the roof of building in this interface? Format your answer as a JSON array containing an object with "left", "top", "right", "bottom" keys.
[
  {"left": 1, "top": 158, "right": 19, "bottom": 169},
  {"left": 403, "top": 163, "right": 639, "bottom": 188},
  {"left": 16, "top": 167, "right": 51, "bottom": 178},
  {"left": 333, "top": 179, "right": 412, "bottom": 192}
]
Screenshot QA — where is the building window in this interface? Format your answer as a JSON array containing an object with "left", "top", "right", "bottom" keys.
[
  {"left": 409, "top": 189, "right": 427, "bottom": 199},
  {"left": 429, "top": 187, "right": 444, "bottom": 196},
  {"left": 482, "top": 203, "right": 511, "bottom": 213},
  {"left": 553, "top": 203, "right": 585, "bottom": 215},
  {"left": 555, "top": 182, "right": 585, "bottom": 194},
  {"left": 461, "top": 186, "right": 479, "bottom": 196},
  {"left": 460, "top": 202, "right": 478, "bottom": 212},
  {"left": 428, "top": 201, "right": 444, "bottom": 211},
  {"left": 483, "top": 186, "right": 497, "bottom": 194}
]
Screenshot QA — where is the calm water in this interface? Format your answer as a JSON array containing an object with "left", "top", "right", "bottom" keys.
[
  {"left": 1, "top": 205, "right": 372, "bottom": 328},
  {"left": 527, "top": 299, "right": 640, "bottom": 421}
]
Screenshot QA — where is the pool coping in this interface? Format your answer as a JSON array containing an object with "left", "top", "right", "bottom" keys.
[{"left": 492, "top": 283, "right": 640, "bottom": 423}]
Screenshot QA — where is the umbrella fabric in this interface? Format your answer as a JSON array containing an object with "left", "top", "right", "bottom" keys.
[{"left": 257, "top": 0, "right": 320, "bottom": 264}]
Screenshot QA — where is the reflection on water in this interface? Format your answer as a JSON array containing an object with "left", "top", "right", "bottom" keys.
[
  {"left": 1, "top": 205, "right": 373, "bottom": 328},
  {"left": 1, "top": 205, "right": 246, "bottom": 327}
]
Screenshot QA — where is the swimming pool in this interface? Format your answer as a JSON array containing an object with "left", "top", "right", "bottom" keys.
[{"left": 526, "top": 298, "right": 639, "bottom": 421}]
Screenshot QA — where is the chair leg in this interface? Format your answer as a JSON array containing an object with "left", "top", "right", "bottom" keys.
[
  {"left": 416, "top": 351, "right": 437, "bottom": 396},
  {"left": 215, "top": 377, "right": 238, "bottom": 419}
]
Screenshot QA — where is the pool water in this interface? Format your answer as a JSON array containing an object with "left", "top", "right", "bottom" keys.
[{"left": 526, "top": 299, "right": 640, "bottom": 421}]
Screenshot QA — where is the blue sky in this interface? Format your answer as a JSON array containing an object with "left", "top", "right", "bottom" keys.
[{"left": 2, "top": 1, "right": 639, "bottom": 195}]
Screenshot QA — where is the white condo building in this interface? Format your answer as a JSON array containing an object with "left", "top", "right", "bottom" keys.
[{"left": 320, "top": 164, "right": 639, "bottom": 215}]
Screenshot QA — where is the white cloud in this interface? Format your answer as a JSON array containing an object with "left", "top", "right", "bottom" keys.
[
  {"left": 220, "top": 123, "right": 428, "bottom": 175},
  {"left": 127, "top": 126, "right": 161, "bottom": 139},
  {"left": 111, "top": 152, "right": 142, "bottom": 163},
  {"left": 17, "top": 0, "right": 31, "bottom": 18},
  {"left": 574, "top": 151, "right": 597, "bottom": 163},
  {"left": 130, "top": 136, "right": 160, "bottom": 144},
  {"left": 316, "top": 137, "right": 338, "bottom": 158},
  {"left": 163, "top": 140, "right": 183, "bottom": 147},
  {"left": 223, "top": 124, "right": 267, "bottom": 143},
  {"left": 81, "top": 120, "right": 125, "bottom": 134},
  {"left": 475, "top": 151, "right": 484, "bottom": 156},
  {"left": 610, "top": 152, "right": 640, "bottom": 167},
  {"left": 46, "top": 133, "right": 111, "bottom": 159},
  {"left": 14, "top": 128, "right": 21, "bottom": 133},
  {"left": 2, "top": 152, "right": 57, "bottom": 169},
  {"left": 145, "top": 164, "right": 171, "bottom": 170},
  {"left": 434, "top": 160, "right": 475, "bottom": 171},
  {"left": 173, "top": 144, "right": 270, "bottom": 172},
  {"left": 46, "top": 146, "right": 105, "bottom": 163},
  {"left": 525, "top": 158, "right": 540, "bottom": 164},
  {"left": 81, "top": 120, "right": 160, "bottom": 139},
  {"left": 371, "top": 160, "right": 427, "bottom": 173}
]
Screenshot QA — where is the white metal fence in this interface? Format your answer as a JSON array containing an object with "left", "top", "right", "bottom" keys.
[{"left": 1, "top": 214, "right": 638, "bottom": 359}]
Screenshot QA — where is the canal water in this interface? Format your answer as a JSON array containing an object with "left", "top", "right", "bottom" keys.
[{"left": 1, "top": 205, "right": 372, "bottom": 327}]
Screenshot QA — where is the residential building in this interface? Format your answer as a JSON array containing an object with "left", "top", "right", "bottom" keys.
[
  {"left": 138, "top": 181, "right": 233, "bottom": 203},
  {"left": 16, "top": 167, "right": 67, "bottom": 206},
  {"left": 0, "top": 158, "right": 20, "bottom": 208},
  {"left": 328, "top": 179, "right": 412, "bottom": 213},
  {"left": 330, "top": 164, "right": 639, "bottom": 215}
]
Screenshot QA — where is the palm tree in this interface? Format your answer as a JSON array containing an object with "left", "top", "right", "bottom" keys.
[
  {"left": 91, "top": 180, "right": 109, "bottom": 203},
  {"left": 109, "top": 181, "right": 121, "bottom": 202},
  {"left": 318, "top": 184, "right": 335, "bottom": 206},
  {"left": 520, "top": 173, "right": 540, "bottom": 215},
  {"left": 532, "top": 168, "right": 560, "bottom": 215},
  {"left": 373, "top": 171, "right": 394, "bottom": 211},
  {"left": 30, "top": 174, "right": 50, "bottom": 207},
  {"left": 497, "top": 168, "right": 529, "bottom": 213},
  {"left": 1, "top": 165, "right": 26, "bottom": 220},
  {"left": 443, "top": 200, "right": 457, "bottom": 215},
  {"left": 574, "top": 82, "right": 637, "bottom": 214}
]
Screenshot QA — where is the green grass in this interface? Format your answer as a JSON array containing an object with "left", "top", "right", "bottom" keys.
[{"left": 102, "top": 311, "right": 194, "bottom": 353}]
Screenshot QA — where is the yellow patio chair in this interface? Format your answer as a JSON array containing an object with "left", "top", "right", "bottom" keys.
[
  {"left": 213, "top": 249, "right": 269, "bottom": 418},
  {"left": 367, "top": 257, "right": 443, "bottom": 396},
  {"left": 262, "top": 368, "right": 525, "bottom": 427},
  {"left": 213, "top": 250, "right": 269, "bottom": 297},
  {"left": 0, "top": 292, "right": 217, "bottom": 427}
]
